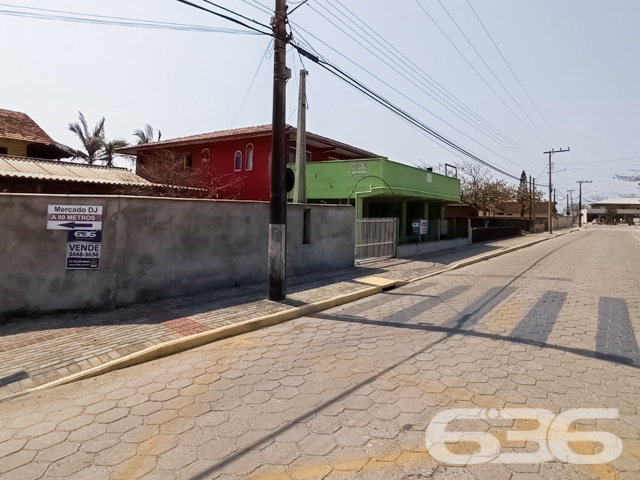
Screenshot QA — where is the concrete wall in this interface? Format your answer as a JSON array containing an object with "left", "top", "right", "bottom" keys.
[
  {"left": 397, "top": 237, "right": 470, "bottom": 258},
  {"left": 0, "top": 194, "right": 354, "bottom": 316}
]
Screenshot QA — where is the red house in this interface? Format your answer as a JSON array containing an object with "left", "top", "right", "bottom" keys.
[{"left": 120, "top": 124, "right": 377, "bottom": 200}]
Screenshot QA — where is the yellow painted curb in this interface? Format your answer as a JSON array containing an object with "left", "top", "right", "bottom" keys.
[
  {"left": 354, "top": 276, "right": 398, "bottom": 289},
  {"left": 20, "top": 285, "right": 381, "bottom": 395},
  {"left": 408, "top": 236, "right": 556, "bottom": 283}
]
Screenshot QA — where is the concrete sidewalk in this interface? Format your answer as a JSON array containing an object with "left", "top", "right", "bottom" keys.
[{"left": 0, "top": 230, "right": 572, "bottom": 401}]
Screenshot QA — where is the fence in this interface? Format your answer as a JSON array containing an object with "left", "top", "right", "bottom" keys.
[{"left": 355, "top": 218, "right": 397, "bottom": 261}]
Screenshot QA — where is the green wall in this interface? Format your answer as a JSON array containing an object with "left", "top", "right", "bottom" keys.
[{"left": 296, "top": 158, "right": 460, "bottom": 202}]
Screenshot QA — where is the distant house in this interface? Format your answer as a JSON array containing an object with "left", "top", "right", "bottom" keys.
[
  {"left": 0, "top": 108, "right": 73, "bottom": 159},
  {"left": 494, "top": 201, "right": 558, "bottom": 219},
  {"left": 584, "top": 198, "right": 640, "bottom": 224},
  {"left": 0, "top": 108, "right": 151, "bottom": 195},
  {"left": 120, "top": 124, "right": 461, "bottom": 242},
  {"left": 120, "top": 124, "right": 377, "bottom": 202}
]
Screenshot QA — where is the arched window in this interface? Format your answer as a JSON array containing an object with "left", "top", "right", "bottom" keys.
[
  {"left": 246, "top": 144, "right": 254, "bottom": 171},
  {"left": 201, "top": 148, "right": 210, "bottom": 162},
  {"left": 234, "top": 151, "right": 242, "bottom": 171}
]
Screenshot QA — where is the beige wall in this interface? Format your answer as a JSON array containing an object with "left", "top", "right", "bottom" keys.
[
  {"left": 0, "top": 194, "right": 355, "bottom": 316},
  {"left": 0, "top": 139, "right": 28, "bottom": 156}
]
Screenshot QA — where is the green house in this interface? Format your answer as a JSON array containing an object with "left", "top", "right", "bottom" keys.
[{"left": 289, "top": 157, "right": 461, "bottom": 243}]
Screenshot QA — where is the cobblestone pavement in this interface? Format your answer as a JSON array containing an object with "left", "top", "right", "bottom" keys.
[
  {"left": 0, "top": 232, "right": 558, "bottom": 400},
  {"left": 1, "top": 227, "right": 638, "bottom": 478}
]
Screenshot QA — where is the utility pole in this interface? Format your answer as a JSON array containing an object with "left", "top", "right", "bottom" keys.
[
  {"left": 293, "top": 69, "right": 308, "bottom": 204},
  {"left": 576, "top": 180, "right": 593, "bottom": 227},
  {"left": 529, "top": 175, "right": 533, "bottom": 232},
  {"left": 268, "top": 0, "right": 289, "bottom": 301},
  {"left": 567, "top": 190, "right": 575, "bottom": 227},
  {"left": 533, "top": 178, "right": 536, "bottom": 230},
  {"left": 543, "top": 148, "right": 570, "bottom": 234}
]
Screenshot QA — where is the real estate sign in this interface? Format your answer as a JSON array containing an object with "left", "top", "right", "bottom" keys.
[{"left": 66, "top": 230, "right": 102, "bottom": 269}]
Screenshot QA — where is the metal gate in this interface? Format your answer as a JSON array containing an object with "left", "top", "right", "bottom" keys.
[{"left": 355, "top": 218, "right": 398, "bottom": 262}]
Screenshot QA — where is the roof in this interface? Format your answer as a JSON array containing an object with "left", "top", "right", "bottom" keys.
[
  {"left": 0, "top": 108, "right": 73, "bottom": 158},
  {"left": 0, "top": 108, "right": 56, "bottom": 144},
  {"left": 119, "top": 124, "right": 379, "bottom": 159},
  {"left": 495, "top": 201, "right": 557, "bottom": 217},
  {"left": 591, "top": 197, "right": 640, "bottom": 206},
  {"left": 0, "top": 155, "right": 152, "bottom": 186}
]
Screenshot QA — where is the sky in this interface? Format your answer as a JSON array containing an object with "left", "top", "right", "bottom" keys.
[{"left": 2, "top": 0, "right": 639, "bottom": 203}]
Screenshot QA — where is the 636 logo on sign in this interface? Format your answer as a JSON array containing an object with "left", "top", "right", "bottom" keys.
[{"left": 425, "top": 408, "right": 623, "bottom": 465}]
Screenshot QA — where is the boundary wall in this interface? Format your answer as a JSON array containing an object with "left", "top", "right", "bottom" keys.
[{"left": 0, "top": 194, "right": 354, "bottom": 315}]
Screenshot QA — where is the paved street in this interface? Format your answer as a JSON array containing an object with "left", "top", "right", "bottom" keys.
[
  {"left": 0, "top": 233, "right": 551, "bottom": 400},
  {"left": 1, "top": 226, "right": 640, "bottom": 479}
]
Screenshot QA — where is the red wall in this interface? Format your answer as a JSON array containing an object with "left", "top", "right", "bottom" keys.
[{"left": 136, "top": 132, "right": 362, "bottom": 201}]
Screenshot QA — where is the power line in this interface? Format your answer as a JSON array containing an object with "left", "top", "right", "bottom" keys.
[
  {"left": 324, "top": 0, "right": 542, "bottom": 166},
  {"left": 175, "top": 0, "right": 272, "bottom": 36},
  {"left": 290, "top": 21, "right": 529, "bottom": 175},
  {"left": 200, "top": 0, "right": 270, "bottom": 29},
  {"left": 0, "top": 4, "right": 261, "bottom": 34},
  {"left": 465, "top": 0, "right": 567, "bottom": 146},
  {"left": 413, "top": 0, "right": 548, "bottom": 146},
  {"left": 231, "top": 39, "right": 274, "bottom": 128},
  {"left": 310, "top": 1, "right": 542, "bottom": 168},
  {"left": 434, "top": 0, "right": 555, "bottom": 145},
  {"left": 294, "top": 44, "right": 521, "bottom": 181}
]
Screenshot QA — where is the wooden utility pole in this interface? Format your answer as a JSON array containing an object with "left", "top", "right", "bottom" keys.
[
  {"left": 577, "top": 180, "right": 593, "bottom": 227},
  {"left": 543, "top": 148, "right": 570, "bottom": 234},
  {"left": 568, "top": 189, "right": 575, "bottom": 225},
  {"left": 293, "top": 69, "right": 308, "bottom": 204},
  {"left": 529, "top": 175, "right": 533, "bottom": 232},
  {"left": 268, "top": 0, "right": 289, "bottom": 301}
]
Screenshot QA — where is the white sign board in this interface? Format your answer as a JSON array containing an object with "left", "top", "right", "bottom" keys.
[
  {"left": 420, "top": 219, "right": 429, "bottom": 235},
  {"left": 47, "top": 205, "right": 103, "bottom": 230}
]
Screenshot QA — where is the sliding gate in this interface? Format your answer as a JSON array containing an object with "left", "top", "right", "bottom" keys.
[{"left": 355, "top": 218, "right": 398, "bottom": 262}]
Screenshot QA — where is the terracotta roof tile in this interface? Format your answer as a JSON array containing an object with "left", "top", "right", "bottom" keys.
[{"left": 0, "top": 109, "right": 56, "bottom": 145}]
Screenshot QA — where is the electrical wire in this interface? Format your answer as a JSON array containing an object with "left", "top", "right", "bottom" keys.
[
  {"left": 465, "top": 0, "right": 567, "bottom": 147},
  {"left": 413, "top": 0, "right": 548, "bottom": 146},
  {"left": 293, "top": 44, "right": 521, "bottom": 180},
  {"left": 0, "top": 3, "right": 261, "bottom": 34},
  {"left": 434, "top": 0, "right": 555, "bottom": 145},
  {"left": 231, "top": 39, "right": 274, "bottom": 128},
  {"left": 290, "top": 21, "right": 529, "bottom": 174},
  {"left": 175, "top": 0, "right": 272, "bottom": 36},
  {"left": 311, "top": 0, "right": 542, "bottom": 168},
  {"left": 325, "top": 0, "right": 543, "bottom": 165},
  {"left": 201, "top": 0, "right": 270, "bottom": 29}
]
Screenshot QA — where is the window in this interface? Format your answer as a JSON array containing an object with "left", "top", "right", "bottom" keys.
[
  {"left": 303, "top": 209, "right": 311, "bottom": 244},
  {"left": 234, "top": 151, "right": 242, "bottom": 171},
  {"left": 246, "top": 144, "right": 254, "bottom": 171},
  {"left": 185, "top": 153, "right": 193, "bottom": 172},
  {"left": 201, "top": 148, "right": 210, "bottom": 162},
  {"left": 0, "top": 147, "right": 7, "bottom": 155},
  {"left": 288, "top": 147, "right": 312, "bottom": 164}
]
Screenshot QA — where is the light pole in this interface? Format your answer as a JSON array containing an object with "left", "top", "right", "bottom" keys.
[{"left": 543, "top": 148, "right": 570, "bottom": 234}]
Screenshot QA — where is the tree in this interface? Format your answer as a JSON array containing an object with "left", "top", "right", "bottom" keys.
[
  {"left": 102, "top": 139, "right": 130, "bottom": 167},
  {"left": 68, "top": 112, "right": 105, "bottom": 164},
  {"left": 68, "top": 112, "right": 129, "bottom": 166},
  {"left": 456, "top": 161, "right": 515, "bottom": 224},
  {"left": 516, "top": 170, "right": 529, "bottom": 217},
  {"left": 604, "top": 204, "right": 618, "bottom": 225},
  {"left": 133, "top": 124, "right": 161, "bottom": 144},
  {"left": 131, "top": 149, "right": 244, "bottom": 199}
]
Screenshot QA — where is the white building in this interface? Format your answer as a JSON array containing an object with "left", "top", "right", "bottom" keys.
[{"left": 583, "top": 198, "right": 640, "bottom": 224}]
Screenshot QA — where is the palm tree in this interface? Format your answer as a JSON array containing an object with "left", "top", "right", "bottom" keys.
[
  {"left": 101, "top": 139, "right": 130, "bottom": 167},
  {"left": 133, "top": 124, "right": 161, "bottom": 144},
  {"left": 68, "top": 112, "right": 105, "bottom": 164}
]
